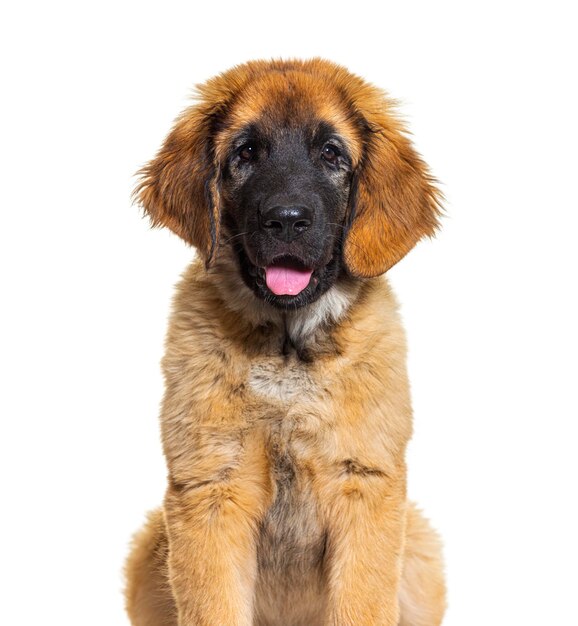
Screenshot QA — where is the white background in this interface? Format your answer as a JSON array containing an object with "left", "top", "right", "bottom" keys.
[{"left": 1, "top": 1, "right": 577, "bottom": 624}]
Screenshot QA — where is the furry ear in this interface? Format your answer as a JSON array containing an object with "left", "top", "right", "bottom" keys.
[
  {"left": 134, "top": 106, "right": 220, "bottom": 263},
  {"left": 343, "top": 110, "right": 442, "bottom": 278}
]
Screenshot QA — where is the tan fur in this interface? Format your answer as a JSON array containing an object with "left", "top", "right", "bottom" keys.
[
  {"left": 126, "top": 500, "right": 445, "bottom": 626},
  {"left": 126, "top": 59, "right": 446, "bottom": 625}
]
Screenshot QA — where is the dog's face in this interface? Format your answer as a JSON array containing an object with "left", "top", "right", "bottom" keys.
[
  {"left": 136, "top": 60, "right": 441, "bottom": 309},
  {"left": 220, "top": 116, "right": 354, "bottom": 308}
]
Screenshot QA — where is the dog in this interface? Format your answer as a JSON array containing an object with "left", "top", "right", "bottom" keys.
[{"left": 124, "top": 58, "right": 446, "bottom": 626}]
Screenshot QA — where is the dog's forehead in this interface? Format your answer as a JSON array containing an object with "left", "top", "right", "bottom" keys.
[{"left": 217, "top": 70, "right": 363, "bottom": 163}]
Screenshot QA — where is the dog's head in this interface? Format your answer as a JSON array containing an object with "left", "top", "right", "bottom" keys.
[{"left": 136, "top": 59, "right": 441, "bottom": 309}]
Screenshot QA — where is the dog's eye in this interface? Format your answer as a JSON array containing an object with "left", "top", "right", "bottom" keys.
[
  {"left": 239, "top": 144, "right": 256, "bottom": 162},
  {"left": 321, "top": 143, "right": 340, "bottom": 165}
]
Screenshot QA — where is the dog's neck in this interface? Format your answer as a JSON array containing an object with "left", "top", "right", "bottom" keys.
[{"left": 206, "top": 247, "right": 363, "bottom": 359}]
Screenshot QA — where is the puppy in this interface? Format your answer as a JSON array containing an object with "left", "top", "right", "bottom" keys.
[{"left": 125, "top": 58, "right": 446, "bottom": 626}]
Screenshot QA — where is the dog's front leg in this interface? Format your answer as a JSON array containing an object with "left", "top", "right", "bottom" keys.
[
  {"left": 322, "top": 464, "right": 407, "bottom": 626},
  {"left": 163, "top": 433, "right": 272, "bottom": 626}
]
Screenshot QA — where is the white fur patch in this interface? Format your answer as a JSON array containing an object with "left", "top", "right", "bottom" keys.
[
  {"left": 249, "top": 360, "right": 318, "bottom": 402},
  {"left": 285, "top": 278, "right": 359, "bottom": 345}
]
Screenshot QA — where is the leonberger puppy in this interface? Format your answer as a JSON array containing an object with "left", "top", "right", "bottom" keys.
[{"left": 125, "top": 58, "right": 446, "bottom": 626}]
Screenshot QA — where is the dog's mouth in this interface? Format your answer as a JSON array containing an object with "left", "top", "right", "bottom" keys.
[
  {"left": 240, "top": 250, "right": 333, "bottom": 308},
  {"left": 263, "top": 257, "right": 314, "bottom": 296},
  {"left": 236, "top": 241, "right": 341, "bottom": 309}
]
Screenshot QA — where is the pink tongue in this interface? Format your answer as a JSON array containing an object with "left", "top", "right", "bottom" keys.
[{"left": 265, "top": 265, "right": 313, "bottom": 296}]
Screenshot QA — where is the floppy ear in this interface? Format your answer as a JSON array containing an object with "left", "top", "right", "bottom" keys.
[
  {"left": 343, "top": 112, "right": 442, "bottom": 278},
  {"left": 134, "top": 106, "right": 220, "bottom": 263}
]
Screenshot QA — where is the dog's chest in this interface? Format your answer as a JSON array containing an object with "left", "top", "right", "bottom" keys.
[
  {"left": 256, "top": 423, "right": 326, "bottom": 620},
  {"left": 259, "top": 427, "right": 325, "bottom": 564},
  {"left": 248, "top": 357, "right": 320, "bottom": 403},
  {"left": 249, "top": 355, "right": 328, "bottom": 579}
]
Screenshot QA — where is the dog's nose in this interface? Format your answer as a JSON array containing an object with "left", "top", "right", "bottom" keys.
[{"left": 261, "top": 205, "right": 313, "bottom": 242}]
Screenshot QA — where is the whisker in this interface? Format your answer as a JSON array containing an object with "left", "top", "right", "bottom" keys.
[{"left": 221, "top": 231, "right": 249, "bottom": 245}]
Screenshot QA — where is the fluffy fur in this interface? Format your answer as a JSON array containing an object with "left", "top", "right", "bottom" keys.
[{"left": 125, "top": 59, "right": 446, "bottom": 626}]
